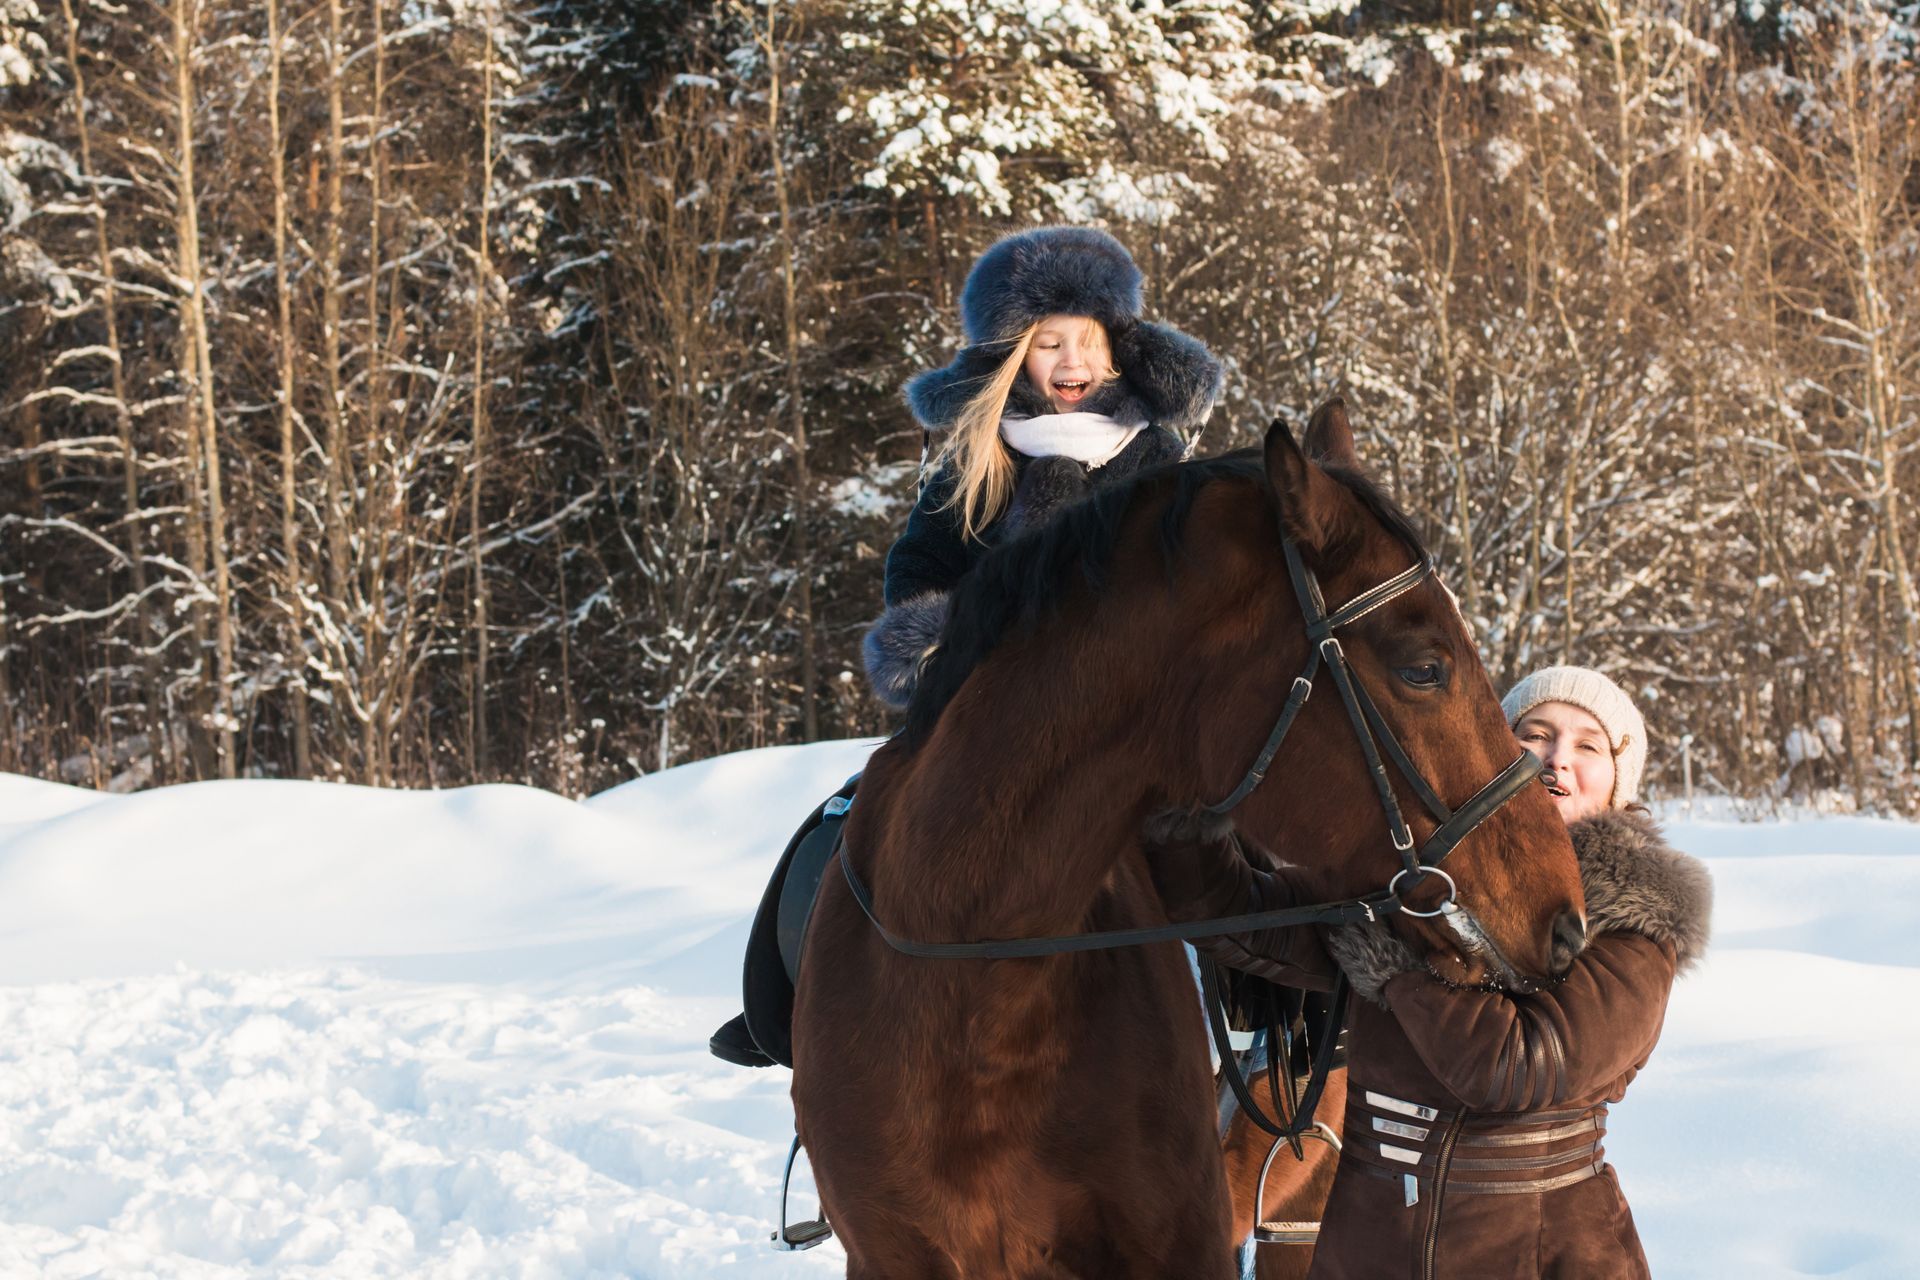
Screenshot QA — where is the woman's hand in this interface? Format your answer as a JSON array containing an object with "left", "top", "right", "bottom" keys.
[
  {"left": 1142, "top": 808, "right": 1340, "bottom": 990},
  {"left": 1141, "top": 808, "right": 1254, "bottom": 922}
]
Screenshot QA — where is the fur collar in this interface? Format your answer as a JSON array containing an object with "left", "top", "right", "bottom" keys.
[
  {"left": 1570, "top": 810, "right": 1713, "bottom": 973},
  {"left": 904, "top": 320, "right": 1224, "bottom": 438}
]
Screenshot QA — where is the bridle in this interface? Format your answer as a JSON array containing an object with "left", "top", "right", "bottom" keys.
[
  {"left": 1207, "top": 538, "right": 1546, "bottom": 923},
  {"left": 836, "top": 527, "right": 1548, "bottom": 1151},
  {"left": 839, "top": 534, "right": 1546, "bottom": 961}
]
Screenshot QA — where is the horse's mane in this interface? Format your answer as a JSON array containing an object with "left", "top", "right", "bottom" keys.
[{"left": 902, "top": 445, "right": 1432, "bottom": 746}]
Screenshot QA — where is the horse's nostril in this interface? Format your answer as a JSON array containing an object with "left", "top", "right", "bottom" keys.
[{"left": 1549, "top": 909, "right": 1587, "bottom": 974}]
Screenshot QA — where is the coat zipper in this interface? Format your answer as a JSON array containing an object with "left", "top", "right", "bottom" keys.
[{"left": 1421, "top": 1112, "right": 1467, "bottom": 1280}]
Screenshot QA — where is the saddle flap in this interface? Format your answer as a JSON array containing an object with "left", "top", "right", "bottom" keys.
[
  {"left": 777, "top": 806, "right": 847, "bottom": 980},
  {"left": 741, "top": 776, "right": 858, "bottom": 1069}
]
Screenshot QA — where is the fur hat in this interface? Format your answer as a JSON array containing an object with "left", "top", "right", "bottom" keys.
[
  {"left": 903, "top": 227, "right": 1224, "bottom": 437},
  {"left": 957, "top": 226, "right": 1144, "bottom": 344},
  {"left": 1502, "top": 666, "right": 1649, "bottom": 807}
]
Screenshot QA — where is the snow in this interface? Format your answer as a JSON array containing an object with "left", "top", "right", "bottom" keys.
[
  {"left": 826, "top": 464, "right": 915, "bottom": 520},
  {"left": 2, "top": 743, "right": 1917, "bottom": 1277}
]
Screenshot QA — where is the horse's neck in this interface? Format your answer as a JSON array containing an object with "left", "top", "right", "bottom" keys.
[{"left": 883, "top": 681, "right": 1155, "bottom": 943}]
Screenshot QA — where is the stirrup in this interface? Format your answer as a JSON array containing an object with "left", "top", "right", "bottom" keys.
[
  {"left": 1252, "top": 1121, "right": 1341, "bottom": 1247},
  {"left": 771, "top": 1134, "right": 833, "bottom": 1251}
]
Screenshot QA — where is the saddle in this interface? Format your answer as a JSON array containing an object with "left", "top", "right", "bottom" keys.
[{"left": 741, "top": 772, "right": 860, "bottom": 1068}]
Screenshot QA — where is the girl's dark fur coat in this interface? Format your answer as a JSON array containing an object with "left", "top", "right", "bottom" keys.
[{"left": 863, "top": 325, "right": 1222, "bottom": 710}]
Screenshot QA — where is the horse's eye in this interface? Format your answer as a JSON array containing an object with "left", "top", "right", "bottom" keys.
[{"left": 1398, "top": 662, "right": 1443, "bottom": 688}]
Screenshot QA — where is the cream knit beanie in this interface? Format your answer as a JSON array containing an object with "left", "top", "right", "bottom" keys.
[{"left": 1501, "top": 666, "right": 1648, "bottom": 807}]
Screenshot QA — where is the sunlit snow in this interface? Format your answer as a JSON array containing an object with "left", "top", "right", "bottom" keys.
[{"left": 1, "top": 744, "right": 1916, "bottom": 1277}]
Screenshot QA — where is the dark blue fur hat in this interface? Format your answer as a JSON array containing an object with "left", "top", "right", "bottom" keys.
[
  {"left": 960, "top": 226, "right": 1143, "bottom": 344},
  {"left": 904, "top": 226, "right": 1224, "bottom": 436}
]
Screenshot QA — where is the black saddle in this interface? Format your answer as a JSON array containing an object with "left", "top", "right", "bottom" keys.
[{"left": 740, "top": 773, "right": 860, "bottom": 1068}]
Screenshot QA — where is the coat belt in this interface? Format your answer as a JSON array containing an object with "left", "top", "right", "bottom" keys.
[{"left": 1345, "top": 1092, "right": 1609, "bottom": 1191}]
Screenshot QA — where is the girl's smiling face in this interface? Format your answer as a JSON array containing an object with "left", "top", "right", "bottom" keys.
[
  {"left": 1515, "top": 701, "right": 1618, "bottom": 823},
  {"left": 1023, "top": 315, "right": 1115, "bottom": 411}
]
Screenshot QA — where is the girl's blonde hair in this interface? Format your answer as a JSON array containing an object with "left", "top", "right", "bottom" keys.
[{"left": 933, "top": 318, "right": 1116, "bottom": 541}]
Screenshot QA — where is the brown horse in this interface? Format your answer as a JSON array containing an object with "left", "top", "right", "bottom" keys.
[{"left": 791, "top": 404, "right": 1583, "bottom": 1278}]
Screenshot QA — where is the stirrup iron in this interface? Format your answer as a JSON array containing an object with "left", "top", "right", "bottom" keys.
[
  {"left": 1252, "top": 1121, "right": 1342, "bottom": 1247},
  {"left": 771, "top": 1134, "right": 833, "bottom": 1251}
]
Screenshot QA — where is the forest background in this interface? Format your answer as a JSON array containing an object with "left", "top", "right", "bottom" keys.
[{"left": 2, "top": 0, "right": 1916, "bottom": 813}]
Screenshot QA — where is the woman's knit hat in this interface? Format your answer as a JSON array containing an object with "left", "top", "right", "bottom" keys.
[
  {"left": 1501, "top": 666, "right": 1649, "bottom": 807},
  {"left": 904, "top": 226, "right": 1223, "bottom": 436}
]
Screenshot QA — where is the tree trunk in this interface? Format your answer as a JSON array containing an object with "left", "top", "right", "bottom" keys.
[
  {"left": 468, "top": 12, "right": 494, "bottom": 776},
  {"left": 1425, "top": 76, "right": 1478, "bottom": 619},
  {"left": 758, "top": 0, "right": 819, "bottom": 740},
  {"left": 171, "top": 0, "right": 234, "bottom": 777},
  {"left": 322, "top": 0, "right": 351, "bottom": 625},
  {"left": 266, "top": 0, "right": 312, "bottom": 778},
  {"left": 61, "top": 0, "right": 174, "bottom": 780},
  {"left": 359, "top": 0, "right": 390, "bottom": 786}
]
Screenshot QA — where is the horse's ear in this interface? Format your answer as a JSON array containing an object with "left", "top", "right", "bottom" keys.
[
  {"left": 1263, "top": 416, "right": 1356, "bottom": 552},
  {"left": 1304, "top": 397, "right": 1359, "bottom": 469}
]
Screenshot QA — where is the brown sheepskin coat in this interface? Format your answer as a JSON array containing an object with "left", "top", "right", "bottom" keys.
[{"left": 1156, "top": 809, "right": 1712, "bottom": 1280}]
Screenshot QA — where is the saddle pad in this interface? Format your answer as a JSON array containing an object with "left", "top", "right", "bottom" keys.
[{"left": 742, "top": 774, "right": 859, "bottom": 1068}]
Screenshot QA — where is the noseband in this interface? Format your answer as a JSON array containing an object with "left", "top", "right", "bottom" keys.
[{"left": 839, "top": 535, "right": 1545, "bottom": 959}]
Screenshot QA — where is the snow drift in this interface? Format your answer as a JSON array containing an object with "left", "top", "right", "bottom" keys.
[{"left": 1, "top": 741, "right": 1915, "bottom": 1278}]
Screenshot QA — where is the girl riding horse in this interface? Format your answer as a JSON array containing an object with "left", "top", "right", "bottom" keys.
[
  {"left": 710, "top": 225, "right": 1222, "bottom": 1068},
  {"left": 862, "top": 224, "right": 1224, "bottom": 707}
]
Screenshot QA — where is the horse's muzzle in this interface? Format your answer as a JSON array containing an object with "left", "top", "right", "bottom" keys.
[{"left": 1548, "top": 908, "right": 1587, "bottom": 976}]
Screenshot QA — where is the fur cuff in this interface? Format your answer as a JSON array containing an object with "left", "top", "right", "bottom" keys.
[
  {"left": 1327, "top": 921, "right": 1421, "bottom": 1009},
  {"left": 1003, "top": 455, "right": 1092, "bottom": 534},
  {"left": 1571, "top": 810, "right": 1713, "bottom": 973},
  {"left": 861, "top": 592, "right": 951, "bottom": 710}
]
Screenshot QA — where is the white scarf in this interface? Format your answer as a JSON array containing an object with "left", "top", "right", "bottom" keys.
[{"left": 999, "top": 411, "right": 1146, "bottom": 470}]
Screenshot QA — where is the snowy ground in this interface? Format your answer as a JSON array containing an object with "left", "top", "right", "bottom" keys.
[{"left": 1, "top": 742, "right": 1916, "bottom": 1279}]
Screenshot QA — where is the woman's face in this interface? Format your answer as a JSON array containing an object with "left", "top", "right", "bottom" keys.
[
  {"left": 1023, "top": 315, "right": 1113, "bottom": 411},
  {"left": 1514, "top": 701, "right": 1617, "bottom": 824}
]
